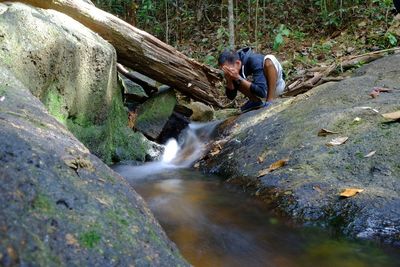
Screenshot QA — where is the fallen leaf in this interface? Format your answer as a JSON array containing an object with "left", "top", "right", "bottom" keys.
[
  {"left": 96, "top": 197, "right": 111, "bottom": 206},
  {"left": 209, "top": 146, "right": 221, "bottom": 157},
  {"left": 318, "top": 128, "right": 339, "bottom": 137},
  {"left": 359, "top": 107, "right": 379, "bottom": 113},
  {"left": 128, "top": 111, "right": 137, "bottom": 129},
  {"left": 369, "top": 87, "right": 392, "bottom": 98},
  {"left": 257, "top": 150, "right": 269, "bottom": 163},
  {"left": 269, "top": 158, "right": 289, "bottom": 172},
  {"left": 258, "top": 158, "right": 289, "bottom": 177},
  {"left": 313, "top": 186, "right": 323, "bottom": 193},
  {"left": 340, "top": 188, "right": 364, "bottom": 198},
  {"left": 364, "top": 151, "right": 376, "bottom": 158},
  {"left": 382, "top": 111, "right": 400, "bottom": 121},
  {"left": 65, "top": 234, "right": 79, "bottom": 246},
  {"left": 326, "top": 136, "right": 349, "bottom": 147},
  {"left": 373, "top": 87, "right": 392, "bottom": 93}
]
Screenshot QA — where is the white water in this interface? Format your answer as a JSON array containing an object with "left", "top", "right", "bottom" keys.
[{"left": 113, "top": 121, "right": 220, "bottom": 181}]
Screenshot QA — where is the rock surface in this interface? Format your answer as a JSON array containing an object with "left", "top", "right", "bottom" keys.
[
  {"left": 201, "top": 54, "right": 400, "bottom": 246},
  {"left": 0, "top": 2, "right": 156, "bottom": 164},
  {"left": 187, "top": 101, "right": 214, "bottom": 122},
  {"left": 135, "top": 90, "right": 177, "bottom": 140},
  {"left": 0, "top": 66, "right": 188, "bottom": 266}
]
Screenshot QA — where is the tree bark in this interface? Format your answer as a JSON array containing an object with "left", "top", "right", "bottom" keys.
[
  {"left": 9, "top": 0, "right": 224, "bottom": 107},
  {"left": 228, "top": 0, "right": 235, "bottom": 49}
]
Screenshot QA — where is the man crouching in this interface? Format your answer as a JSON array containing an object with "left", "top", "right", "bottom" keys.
[{"left": 218, "top": 47, "right": 286, "bottom": 112}]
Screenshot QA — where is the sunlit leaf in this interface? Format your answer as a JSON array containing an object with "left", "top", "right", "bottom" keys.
[
  {"left": 257, "top": 158, "right": 289, "bottom": 177},
  {"left": 340, "top": 188, "right": 364, "bottom": 198},
  {"left": 364, "top": 151, "right": 376, "bottom": 158}
]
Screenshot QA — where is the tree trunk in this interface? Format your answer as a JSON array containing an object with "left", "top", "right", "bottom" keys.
[
  {"left": 10, "top": 0, "right": 224, "bottom": 107},
  {"left": 228, "top": 0, "right": 235, "bottom": 49}
]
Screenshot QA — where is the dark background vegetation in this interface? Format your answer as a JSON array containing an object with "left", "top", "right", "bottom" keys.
[{"left": 92, "top": 0, "right": 398, "bottom": 78}]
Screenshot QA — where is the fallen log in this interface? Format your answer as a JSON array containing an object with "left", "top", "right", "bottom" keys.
[{"left": 10, "top": 0, "right": 224, "bottom": 107}]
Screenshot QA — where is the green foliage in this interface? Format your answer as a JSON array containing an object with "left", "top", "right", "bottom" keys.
[
  {"left": 204, "top": 54, "right": 217, "bottom": 67},
  {"left": 273, "top": 24, "right": 290, "bottom": 51},
  {"left": 386, "top": 32, "right": 398, "bottom": 47}
]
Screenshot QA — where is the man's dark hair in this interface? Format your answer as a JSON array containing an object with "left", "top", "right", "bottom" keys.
[{"left": 218, "top": 49, "right": 240, "bottom": 65}]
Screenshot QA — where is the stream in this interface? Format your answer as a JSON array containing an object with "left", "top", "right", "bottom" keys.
[{"left": 114, "top": 123, "right": 400, "bottom": 267}]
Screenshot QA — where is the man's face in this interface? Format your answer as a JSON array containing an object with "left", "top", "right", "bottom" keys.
[{"left": 220, "top": 60, "right": 241, "bottom": 72}]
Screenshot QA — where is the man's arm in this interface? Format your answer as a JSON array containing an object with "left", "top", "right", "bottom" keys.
[
  {"left": 222, "top": 65, "right": 262, "bottom": 102},
  {"left": 264, "top": 59, "right": 278, "bottom": 102}
]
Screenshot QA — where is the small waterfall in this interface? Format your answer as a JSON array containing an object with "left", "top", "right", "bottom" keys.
[{"left": 114, "top": 121, "right": 220, "bottom": 181}]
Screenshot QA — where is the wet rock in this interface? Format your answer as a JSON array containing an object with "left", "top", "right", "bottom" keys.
[
  {"left": 187, "top": 101, "right": 214, "bottom": 122},
  {"left": 201, "top": 54, "right": 400, "bottom": 246},
  {"left": 135, "top": 90, "right": 177, "bottom": 140},
  {"left": 118, "top": 74, "right": 148, "bottom": 105},
  {"left": 0, "top": 66, "right": 188, "bottom": 266}
]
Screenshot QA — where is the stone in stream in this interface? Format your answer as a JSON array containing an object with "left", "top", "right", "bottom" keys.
[
  {"left": 201, "top": 54, "right": 400, "bottom": 246},
  {"left": 186, "top": 101, "right": 215, "bottom": 122},
  {"left": 134, "top": 90, "right": 177, "bottom": 140}
]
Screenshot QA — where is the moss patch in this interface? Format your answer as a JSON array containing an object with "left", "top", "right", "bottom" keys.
[
  {"left": 79, "top": 230, "right": 101, "bottom": 248},
  {"left": 66, "top": 88, "right": 149, "bottom": 164},
  {"left": 42, "top": 86, "right": 67, "bottom": 124},
  {"left": 32, "top": 193, "right": 54, "bottom": 214}
]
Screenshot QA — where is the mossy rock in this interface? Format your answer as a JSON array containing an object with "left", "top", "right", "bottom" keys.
[
  {"left": 135, "top": 90, "right": 177, "bottom": 140},
  {"left": 0, "top": 3, "right": 159, "bottom": 164},
  {"left": 0, "top": 65, "right": 188, "bottom": 266}
]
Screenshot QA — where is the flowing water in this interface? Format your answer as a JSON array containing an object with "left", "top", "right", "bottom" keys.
[{"left": 114, "top": 123, "right": 400, "bottom": 267}]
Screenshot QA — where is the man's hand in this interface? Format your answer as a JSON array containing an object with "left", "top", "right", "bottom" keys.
[{"left": 222, "top": 65, "right": 240, "bottom": 81}]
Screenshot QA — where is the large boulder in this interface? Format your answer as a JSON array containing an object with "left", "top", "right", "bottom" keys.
[
  {"left": 0, "top": 2, "right": 156, "bottom": 164},
  {"left": 0, "top": 66, "right": 188, "bottom": 266},
  {"left": 201, "top": 54, "right": 400, "bottom": 246}
]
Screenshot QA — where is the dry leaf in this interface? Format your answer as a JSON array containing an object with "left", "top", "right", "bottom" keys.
[
  {"left": 382, "top": 111, "right": 400, "bottom": 121},
  {"left": 258, "top": 158, "right": 289, "bottom": 177},
  {"left": 359, "top": 107, "right": 379, "bottom": 113},
  {"left": 257, "top": 150, "right": 269, "bottom": 163},
  {"left": 326, "top": 136, "right": 349, "bottom": 147},
  {"left": 318, "top": 128, "right": 339, "bottom": 137},
  {"left": 257, "top": 168, "right": 269, "bottom": 178},
  {"left": 128, "top": 111, "right": 137, "bottom": 129},
  {"left": 65, "top": 234, "right": 78, "bottom": 246},
  {"left": 313, "top": 186, "right": 323, "bottom": 193},
  {"left": 364, "top": 151, "right": 376, "bottom": 158},
  {"left": 340, "top": 188, "right": 364, "bottom": 198},
  {"left": 369, "top": 87, "right": 392, "bottom": 98}
]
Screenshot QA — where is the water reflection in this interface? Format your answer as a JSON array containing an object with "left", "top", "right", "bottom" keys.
[{"left": 124, "top": 170, "right": 400, "bottom": 267}]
